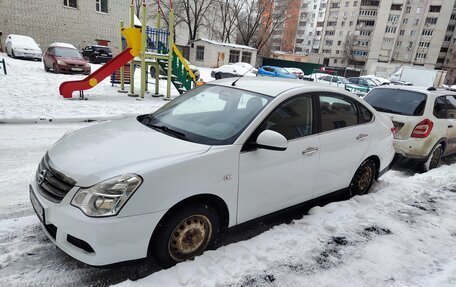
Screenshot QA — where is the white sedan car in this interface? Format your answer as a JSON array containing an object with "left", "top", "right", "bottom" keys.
[
  {"left": 30, "top": 78, "right": 395, "bottom": 267},
  {"left": 5, "top": 34, "right": 42, "bottom": 61}
]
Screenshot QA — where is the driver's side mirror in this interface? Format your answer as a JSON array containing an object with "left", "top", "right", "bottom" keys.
[{"left": 256, "top": 130, "right": 287, "bottom": 151}]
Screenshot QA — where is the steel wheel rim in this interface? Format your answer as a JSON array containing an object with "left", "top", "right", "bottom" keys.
[
  {"left": 356, "top": 165, "right": 373, "bottom": 195},
  {"left": 429, "top": 146, "right": 442, "bottom": 169},
  {"left": 168, "top": 214, "right": 212, "bottom": 262}
]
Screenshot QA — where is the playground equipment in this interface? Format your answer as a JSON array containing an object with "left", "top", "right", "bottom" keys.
[
  {"left": 0, "top": 58, "right": 6, "bottom": 75},
  {"left": 60, "top": 0, "right": 197, "bottom": 100}
]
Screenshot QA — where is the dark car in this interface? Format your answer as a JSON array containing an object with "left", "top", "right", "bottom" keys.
[
  {"left": 82, "top": 45, "right": 113, "bottom": 64},
  {"left": 348, "top": 77, "right": 379, "bottom": 89},
  {"left": 43, "top": 43, "right": 91, "bottom": 75}
]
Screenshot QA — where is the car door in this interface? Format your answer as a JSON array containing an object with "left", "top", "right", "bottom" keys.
[
  {"left": 446, "top": 95, "right": 456, "bottom": 154},
  {"left": 237, "top": 94, "right": 320, "bottom": 224},
  {"left": 314, "top": 92, "right": 372, "bottom": 196}
]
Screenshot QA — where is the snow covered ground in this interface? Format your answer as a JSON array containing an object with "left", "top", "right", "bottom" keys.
[{"left": 1, "top": 56, "right": 456, "bottom": 287}]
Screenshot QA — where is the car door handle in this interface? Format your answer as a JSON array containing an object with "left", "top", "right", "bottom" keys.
[
  {"left": 449, "top": 125, "right": 454, "bottom": 128},
  {"left": 302, "top": 147, "right": 319, "bottom": 156},
  {"left": 356, "top": 134, "right": 368, "bottom": 141}
]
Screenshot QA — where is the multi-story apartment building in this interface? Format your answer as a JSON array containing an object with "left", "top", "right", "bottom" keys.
[
  {"left": 0, "top": 0, "right": 129, "bottom": 53},
  {"left": 294, "top": 0, "right": 328, "bottom": 55},
  {"left": 270, "top": 0, "right": 302, "bottom": 53},
  {"left": 316, "top": 0, "right": 456, "bottom": 77}
]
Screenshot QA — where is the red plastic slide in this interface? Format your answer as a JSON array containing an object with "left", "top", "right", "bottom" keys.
[{"left": 59, "top": 48, "right": 134, "bottom": 98}]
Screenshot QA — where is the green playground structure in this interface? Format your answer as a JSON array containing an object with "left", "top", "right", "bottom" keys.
[{"left": 116, "top": 0, "right": 198, "bottom": 100}]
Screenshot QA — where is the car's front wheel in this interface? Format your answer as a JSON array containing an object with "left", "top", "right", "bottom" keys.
[
  {"left": 348, "top": 159, "right": 376, "bottom": 196},
  {"left": 214, "top": 73, "right": 222, "bottom": 80},
  {"left": 153, "top": 203, "right": 220, "bottom": 267},
  {"left": 422, "top": 143, "right": 443, "bottom": 172},
  {"left": 44, "top": 63, "right": 50, "bottom": 72}
]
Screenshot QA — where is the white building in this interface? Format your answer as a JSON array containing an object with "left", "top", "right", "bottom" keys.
[{"left": 188, "top": 39, "right": 257, "bottom": 68}]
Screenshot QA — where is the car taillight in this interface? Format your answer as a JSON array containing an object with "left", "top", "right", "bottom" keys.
[
  {"left": 391, "top": 127, "right": 398, "bottom": 136},
  {"left": 411, "top": 119, "right": 433, "bottom": 138}
]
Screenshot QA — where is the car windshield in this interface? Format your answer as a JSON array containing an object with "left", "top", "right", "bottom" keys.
[
  {"left": 139, "top": 85, "right": 272, "bottom": 145},
  {"left": 54, "top": 47, "right": 82, "bottom": 58},
  {"left": 364, "top": 89, "right": 427, "bottom": 116},
  {"left": 96, "top": 47, "right": 111, "bottom": 53}
]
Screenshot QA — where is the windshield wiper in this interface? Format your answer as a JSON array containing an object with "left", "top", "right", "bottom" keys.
[
  {"left": 148, "top": 123, "right": 187, "bottom": 140},
  {"left": 372, "top": 106, "right": 405, "bottom": 115}
]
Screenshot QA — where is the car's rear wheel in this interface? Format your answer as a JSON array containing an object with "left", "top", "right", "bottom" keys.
[
  {"left": 153, "top": 203, "right": 220, "bottom": 267},
  {"left": 215, "top": 73, "right": 222, "bottom": 80},
  {"left": 53, "top": 64, "right": 59, "bottom": 74},
  {"left": 44, "top": 63, "right": 50, "bottom": 72},
  {"left": 422, "top": 143, "right": 443, "bottom": 172},
  {"left": 348, "top": 159, "right": 376, "bottom": 196}
]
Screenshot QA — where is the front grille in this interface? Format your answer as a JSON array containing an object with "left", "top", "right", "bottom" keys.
[
  {"left": 68, "top": 64, "right": 84, "bottom": 68},
  {"left": 36, "top": 153, "right": 76, "bottom": 203}
]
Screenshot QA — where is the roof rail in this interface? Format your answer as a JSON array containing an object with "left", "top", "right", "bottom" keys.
[{"left": 427, "top": 87, "right": 437, "bottom": 91}]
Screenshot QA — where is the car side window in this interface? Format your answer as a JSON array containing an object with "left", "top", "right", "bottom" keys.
[
  {"left": 447, "top": 96, "right": 456, "bottom": 119},
  {"left": 358, "top": 103, "right": 373, "bottom": 123},
  {"left": 433, "top": 96, "right": 447, "bottom": 119},
  {"left": 360, "top": 79, "right": 367, "bottom": 86},
  {"left": 319, "top": 94, "right": 358, "bottom": 132},
  {"left": 263, "top": 67, "right": 273, "bottom": 72},
  {"left": 260, "top": 95, "right": 313, "bottom": 141},
  {"left": 350, "top": 78, "right": 358, "bottom": 84}
]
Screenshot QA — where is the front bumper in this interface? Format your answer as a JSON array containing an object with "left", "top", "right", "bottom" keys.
[
  {"left": 30, "top": 180, "right": 167, "bottom": 266},
  {"left": 14, "top": 51, "right": 41, "bottom": 60},
  {"left": 56, "top": 64, "right": 91, "bottom": 74}
]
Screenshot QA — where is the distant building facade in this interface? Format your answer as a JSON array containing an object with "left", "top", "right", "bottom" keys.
[
  {"left": 0, "top": 0, "right": 129, "bottom": 53},
  {"left": 189, "top": 39, "right": 257, "bottom": 68}
]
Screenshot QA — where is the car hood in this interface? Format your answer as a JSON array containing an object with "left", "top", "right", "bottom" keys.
[
  {"left": 47, "top": 117, "right": 211, "bottom": 187},
  {"left": 13, "top": 44, "right": 41, "bottom": 53}
]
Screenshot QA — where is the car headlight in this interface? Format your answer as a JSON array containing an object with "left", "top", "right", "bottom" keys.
[
  {"left": 85, "top": 63, "right": 90, "bottom": 67},
  {"left": 57, "top": 60, "right": 66, "bottom": 65},
  {"left": 71, "top": 174, "right": 142, "bottom": 217}
]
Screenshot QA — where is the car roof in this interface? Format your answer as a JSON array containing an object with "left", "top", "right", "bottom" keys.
[
  {"left": 49, "top": 42, "right": 77, "bottom": 49},
  {"left": 372, "top": 85, "right": 456, "bottom": 98},
  {"left": 207, "top": 77, "right": 348, "bottom": 97}
]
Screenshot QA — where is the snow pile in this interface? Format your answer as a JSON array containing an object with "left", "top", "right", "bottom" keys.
[
  {"left": 115, "top": 166, "right": 456, "bottom": 287},
  {"left": 0, "top": 53, "right": 215, "bottom": 123}
]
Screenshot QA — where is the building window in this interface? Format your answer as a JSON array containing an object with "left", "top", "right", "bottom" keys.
[
  {"left": 444, "top": 36, "right": 452, "bottom": 42},
  {"left": 418, "top": 41, "right": 430, "bottom": 48},
  {"left": 385, "top": 26, "right": 397, "bottom": 34},
  {"left": 448, "top": 25, "right": 455, "bottom": 32},
  {"left": 241, "top": 51, "right": 252, "bottom": 64},
  {"left": 415, "top": 53, "right": 427, "bottom": 59},
  {"left": 399, "top": 30, "right": 405, "bottom": 36},
  {"left": 64, "top": 0, "right": 77, "bottom": 8},
  {"left": 96, "top": 0, "right": 108, "bottom": 13},
  {"left": 414, "top": 19, "right": 419, "bottom": 25},
  {"left": 406, "top": 6, "right": 411, "bottom": 13},
  {"left": 429, "top": 5, "right": 441, "bottom": 13},
  {"left": 422, "top": 29, "right": 434, "bottom": 36},
  {"left": 425, "top": 17, "right": 438, "bottom": 25},
  {"left": 229, "top": 50, "right": 240, "bottom": 63},
  {"left": 402, "top": 18, "right": 408, "bottom": 24},
  {"left": 388, "top": 15, "right": 399, "bottom": 23},
  {"left": 196, "top": 45, "right": 204, "bottom": 61},
  {"left": 396, "top": 41, "right": 401, "bottom": 47}
]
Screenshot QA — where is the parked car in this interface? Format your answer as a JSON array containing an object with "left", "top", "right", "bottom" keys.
[
  {"left": 390, "top": 80, "right": 413, "bottom": 86},
  {"left": 317, "top": 75, "right": 370, "bottom": 97},
  {"left": 258, "top": 66, "right": 297, "bottom": 79},
  {"left": 4, "top": 34, "right": 42, "bottom": 61},
  {"left": 360, "top": 75, "right": 390, "bottom": 85},
  {"left": 232, "top": 62, "right": 258, "bottom": 74},
  {"left": 348, "top": 77, "right": 379, "bottom": 89},
  {"left": 81, "top": 45, "right": 113, "bottom": 64},
  {"left": 211, "top": 64, "right": 255, "bottom": 80},
  {"left": 150, "top": 58, "right": 200, "bottom": 81},
  {"left": 364, "top": 86, "right": 456, "bottom": 171},
  {"left": 43, "top": 43, "right": 91, "bottom": 75},
  {"left": 30, "top": 77, "right": 395, "bottom": 268},
  {"left": 284, "top": 67, "right": 305, "bottom": 79}
]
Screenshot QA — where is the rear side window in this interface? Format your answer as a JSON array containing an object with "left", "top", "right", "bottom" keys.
[
  {"left": 364, "top": 89, "right": 426, "bottom": 116},
  {"left": 358, "top": 103, "right": 373, "bottom": 123},
  {"left": 447, "top": 96, "right": 456, "bottom": 119},
  {"left": 320, "top": 94, "right": 358, "bottom": 132},
  {"left": 433, "top": 96, "right": 447, "bottom": 119}
]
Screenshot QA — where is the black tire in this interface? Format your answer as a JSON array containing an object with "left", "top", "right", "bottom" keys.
[
  {"left": 91, "top": 55, "right": 97, "bottom": 64},
  {"left": 421, "top": 143, "right": 443, "bottom": 172},
  {"left": 53, "top": 63, "right": 59, "bottom": 74},
  {"left": 11, "top": 49, "right": 16, "bottom": 58},
  {"left": 348, "top": 159, "right": 376, "bottom": 197},
  {"left": 44, "top": 63, "right": 50, "bottom": 72},
  {"left": 152, "top": 203, "right": 220, "bottom": 268},
  {"left": 215, "top": 73, "right": 222, "bottom": 80}
]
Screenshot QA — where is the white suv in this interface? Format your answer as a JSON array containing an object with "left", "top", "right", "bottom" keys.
[{"left": 364, "top": 86, "right": 456, "bottom": 171}]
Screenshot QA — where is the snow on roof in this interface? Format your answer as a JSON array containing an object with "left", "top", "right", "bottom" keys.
[
  {"left": 190, "top": 38, "right": 257, "bottom": 51},
  {"left": 49, "top": 43, "right": 77, "bottom": 49}
]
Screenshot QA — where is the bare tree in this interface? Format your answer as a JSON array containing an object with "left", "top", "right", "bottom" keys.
[
  {"left": 236, "top": 0, "right": 291, "bottom": 56},
  {"left": 211, "top": 0, "right": 243, "bottom": 43},
  {"left": 343, "top": 33, "right": 358, "bottom": 68},
  {"left": 134, "top": 0, "right": 142, "bottom": 17}
]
